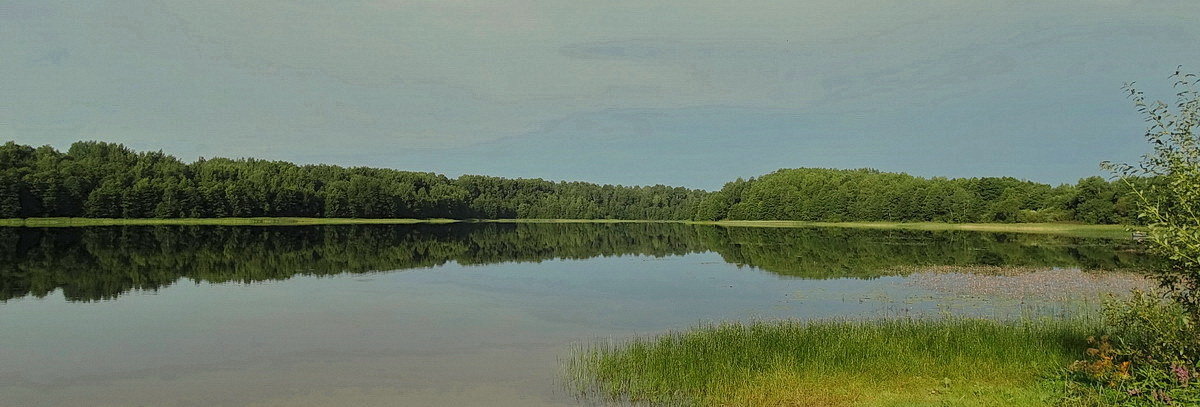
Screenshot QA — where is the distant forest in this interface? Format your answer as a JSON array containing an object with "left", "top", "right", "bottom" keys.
[{"left": 0, "top": 141, "right": 1140, "bottom": 223}]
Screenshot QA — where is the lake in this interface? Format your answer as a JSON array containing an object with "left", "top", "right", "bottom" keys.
[{"left": 0, "top": 223, "right": 1150, "bottom": 406}]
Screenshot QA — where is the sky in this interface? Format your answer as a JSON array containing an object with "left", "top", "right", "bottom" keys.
[{"left": 3, "top": 1, "right": 1199, "bottom": 190}]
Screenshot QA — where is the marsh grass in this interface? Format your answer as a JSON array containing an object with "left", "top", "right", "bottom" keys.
[
  {"left": 567, "top": 318, "right": 1101, "bottom": 406},
  {"left": 0, "top": 217, "right": 462, "bottom": 227},
  {"left": 883, "top": 265, "right": 1068, "bottom": 276},
  {"left": 3, "top": 218, "right": 1135, "bottom": 239},
  {"left": 690, "top": 221, "right": 1136, "bottom": 239}
]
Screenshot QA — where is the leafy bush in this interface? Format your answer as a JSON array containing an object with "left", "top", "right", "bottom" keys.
[
  {"left": 1106, "top": 69, "right": 1200, "bottom": 316},
  {"left": 1077, "top": 68, "right": 1200, "bottom": 405},
  {"left": 1103, "top": 291, "right": 1200, "bottom": 366},
  {"left": 1065, "top": 291, "right": 1200, "bottom": 406}
]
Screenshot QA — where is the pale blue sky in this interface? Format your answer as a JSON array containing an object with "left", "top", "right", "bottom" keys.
[{"left": 3, "top": 1, "right": 1199, "bottom": 189}]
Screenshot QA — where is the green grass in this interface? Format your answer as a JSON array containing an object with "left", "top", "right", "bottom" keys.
[
  {"left": 0, "top": 217, "right": 1136, "bottom": 238},
  {"left": 484, "top": 218, "right": 675, "bottom": 224},
  {"left": 567, "top": 318, "right": 1100, "bottom": 406},
  {"left": 692, "top": 220, "right": 1136, "bottom": 239},
  {"left": 0, "top": 217, "right": 462, "bottom": 227}
]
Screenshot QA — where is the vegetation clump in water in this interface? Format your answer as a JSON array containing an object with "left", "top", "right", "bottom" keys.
[{"left": 568, "top": 318, "right": 1099, "bottom": 406}]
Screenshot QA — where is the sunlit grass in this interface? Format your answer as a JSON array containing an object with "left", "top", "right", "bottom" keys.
[
  {"left": 691, "top": 220, "right": 1136, "bottom": 239},
  {"left": 486, "top": 219, "right": 675, "bottom": 224},
  {"left": 0, "top": 217, "right": 462, "bottom": 227},
  {"left": 3, "top": 217, "right": 1137, "bottom": 239},
  {"left": 567, "top": 318, "right": 1100, "bottom": 406}
]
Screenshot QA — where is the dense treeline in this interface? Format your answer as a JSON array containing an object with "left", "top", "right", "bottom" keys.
[
  {"left": 695, "top": 168, "right": 1144, "bottom": 224},
  {"left": 0, "top": 141, "right": 704, "bottom": 220},
  {"left": 0, "top": 141, "right": 1141, "bottom": 223},
  {"left": 0, "top": 223, "right": 1147, "bottom": 302}
]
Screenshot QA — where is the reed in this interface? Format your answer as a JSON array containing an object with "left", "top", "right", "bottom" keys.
[{"left": 568, "top": 317, "right": 1100, "bottom": 406}]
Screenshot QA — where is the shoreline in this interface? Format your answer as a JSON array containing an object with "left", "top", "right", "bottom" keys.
[{"left": 0, "top": 217, "right": 1134, "bottom": 238}]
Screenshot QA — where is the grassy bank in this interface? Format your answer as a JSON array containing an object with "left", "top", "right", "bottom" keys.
[
  {"left": 0, "top": 217, "right": 1135, "bottom": 238},
  {"left": 568, "top": 318, "right": 1099, "bottom": 407},
  {"left": 452, "top": 219, "right": 1134, "bottom": 239},
  {"left": 692, "top": 220, "right": 1134, "bottom": 239},
  {"left": 483, "top": 219, "right": 673, "bottom": 224},
  {"left": 0, "top": 217, "right": 461, "bottom": 227}
]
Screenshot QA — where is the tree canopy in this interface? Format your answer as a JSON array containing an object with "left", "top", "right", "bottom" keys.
[
  {"left": 695, "top": 168, "right": 1140, "bottom": 224},
  {"left": 0, "top": 141, "right": 1138, "bottom": 223},
  {"left": 0, "top": 141, "right": 704, "bottom": 220}
]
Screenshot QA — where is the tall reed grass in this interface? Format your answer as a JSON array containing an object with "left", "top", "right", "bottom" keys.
[{"left": 567, "top": 317, "right": 1101, "bottom": 406}]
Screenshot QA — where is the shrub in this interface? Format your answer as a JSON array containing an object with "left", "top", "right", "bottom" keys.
[
  {"left": 1104, "top": 291, "right": 1200, "bottom": 366},
  {"left": 1066, "top": 291, "right": 1200, "bottom": 405},
  {"left": 1105, "top": 69, "right": 1200, "bottom": 317}
]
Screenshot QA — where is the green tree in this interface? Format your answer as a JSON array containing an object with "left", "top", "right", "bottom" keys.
[
  {"left": 1071, "top": 176, "right": 1118, "bottom": 224},
  {"left": 0, "top": 140, "right": 1135, "bottom": 224},
  {"left": 1107, "top": 69, "right": 1200, "bottom": 315},
  {"left": 84, "top": 182, "right": 124, "bottom": 218},
  {"left": 122, "top": 179, "right": 160, "bottom": 218}
]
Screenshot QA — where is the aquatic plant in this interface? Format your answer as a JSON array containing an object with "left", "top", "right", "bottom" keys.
[{"left": 567, "top": 317, "right": 1098, "bottom": 406}]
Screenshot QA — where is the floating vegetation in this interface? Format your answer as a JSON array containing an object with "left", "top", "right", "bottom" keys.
[{"left": 904, "top": 267, "right": 1154, "bottom": 301}]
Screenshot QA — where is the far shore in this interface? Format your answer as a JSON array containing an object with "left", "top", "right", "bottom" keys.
[
  {"left": 688, "top": 220, "right": 1135, "bottom": 238},
  {"left": 0, "top": 217, "right": 1136, "bottom": 238}
]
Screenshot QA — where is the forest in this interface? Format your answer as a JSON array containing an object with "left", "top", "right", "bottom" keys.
[
  {"left": 696, "top": 168, "right": 1142, "bottom": 224},
  {"left": 0, "top": 141, "right": 1139, "bottom": 223}
]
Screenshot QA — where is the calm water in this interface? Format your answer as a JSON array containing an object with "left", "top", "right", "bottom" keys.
[{"left": 0, "top": 224, "right": 1147, "bottom": 406}]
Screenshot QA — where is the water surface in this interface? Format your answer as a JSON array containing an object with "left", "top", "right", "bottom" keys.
[{"left": 0, "top": 224, "right": 1147, "bottom": 406}]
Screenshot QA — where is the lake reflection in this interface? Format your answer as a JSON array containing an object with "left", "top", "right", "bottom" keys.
[
  {"left": 0, "top": 224, "right": 1149, "bottom": 406},
  {"left": 0, "top": 223, "right": 1146, "bottom": 302}
]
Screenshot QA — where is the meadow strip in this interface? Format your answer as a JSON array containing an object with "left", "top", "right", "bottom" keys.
[{"left": 569, "top": 318, "right": 1099, "bottom": 406}]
